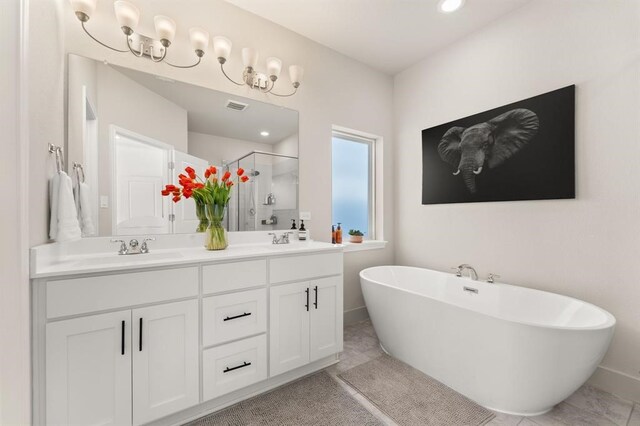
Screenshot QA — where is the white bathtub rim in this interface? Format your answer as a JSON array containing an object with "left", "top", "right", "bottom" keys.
[{"left": 360, "top": 265, "right": 616, "bottom": 332}]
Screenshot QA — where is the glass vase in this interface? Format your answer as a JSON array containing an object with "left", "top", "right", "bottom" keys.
[
  {"left": 204, "top": 203, "right": 228, "bottom": 250},
  {"left": 195, "top": 200, "right": 209, "bottom": 233}
]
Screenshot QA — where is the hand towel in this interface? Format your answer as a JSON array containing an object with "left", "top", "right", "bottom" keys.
[
  {"left": 78, "top": 181, "right": 95, "bottom": 236},
  {"left": 49, "top": 171, "right": 82, "bottom": 242}
]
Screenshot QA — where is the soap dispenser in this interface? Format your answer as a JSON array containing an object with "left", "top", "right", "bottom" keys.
[
  {"left": 336, "top": 223, "right": 343, "bottom": 244},
  {"left": 291, "top": 219, "right": 297, "bottom": 230},
  {"left": 298, "top": 220, "right": 307, "bottom": 240}
]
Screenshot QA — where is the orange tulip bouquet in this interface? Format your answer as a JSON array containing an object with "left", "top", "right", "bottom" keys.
[{"left": 162, "top": 165, "right": 249, "bottom": 250}]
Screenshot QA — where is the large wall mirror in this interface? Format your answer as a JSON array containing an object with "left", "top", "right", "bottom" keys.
[{"left": 67, "top": 54, "right": 299, "bottom": 237}]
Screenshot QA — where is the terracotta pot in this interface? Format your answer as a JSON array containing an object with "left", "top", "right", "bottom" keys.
[{"left": 349, "top": 235, "right": 363, "bottom": 243}]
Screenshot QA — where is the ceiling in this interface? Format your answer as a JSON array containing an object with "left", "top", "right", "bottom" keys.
[
  {"left": 225, "top": 0, "right": 531, "bottom": 75},
  {"left": 114, "top": 65, "right": 298, "bottom": 144}
]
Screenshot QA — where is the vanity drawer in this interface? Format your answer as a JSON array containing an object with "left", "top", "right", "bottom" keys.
[
  {"left": 202, "top": 259, "right": 267, "bottom": 294},
  {"left": 46, "top": 267, "right": 198, "bottom": 319},
  {"left": 203, "top": 289, "right": 267, "bottom": 347},
  {"left": 203, "top": 334, "right": 267, "bottom": 401},
  {"left": 269, "top": 252, "right": 343, "bottom": 284}
]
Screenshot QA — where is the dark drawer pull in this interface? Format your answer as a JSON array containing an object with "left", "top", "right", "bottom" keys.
[
  {"left": 223, "top": 361, "right": 252, "bottom": 373},
  {"left": 223, "top": 312, "right": 252, "bottom": 322}
]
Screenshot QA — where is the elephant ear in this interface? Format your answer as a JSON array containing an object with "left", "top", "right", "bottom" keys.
[
  {"left": 487, "top": 108, "right": 539, "bottom": 168},
  {"left": 437, "top": 126, "right": 465, "bottom": 166}
]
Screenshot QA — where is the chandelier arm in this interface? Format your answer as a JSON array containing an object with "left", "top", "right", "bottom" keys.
[
  {"left": 270, "top": 87, "right": 298, "bottom": 97},
  {"left": 126, "top": 36, "right": 144, "bottom": 57},
  {"left": 149, "top": 45, "right": 167, "bottom": 62},
  {"left": 220, "top": 63, "right": 245, "bottom": 86},
  {"left": 165, "top": 56, "right": 202, "bottom": 69},
  {"left": 81, "top": 21, "right": 128, "bottom": 53},
  {"left": 262, "top": 79, "right": 276, "bottom": 94}
]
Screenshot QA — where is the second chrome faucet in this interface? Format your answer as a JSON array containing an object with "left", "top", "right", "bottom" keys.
[{"left": 452, "top": 264, "right": 500, "bottom": 283}]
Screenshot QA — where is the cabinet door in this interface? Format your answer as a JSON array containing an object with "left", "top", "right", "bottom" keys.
[
  {"left": 132, "top": 300, "right": 199, "bottom": 425},
  {"left": 269, "top": 282, "right": 310, "bottom": 376},
  {"left": 310, "top": 276, "right": 343, "bottom": 361},
  {"left": 46, "top": 310, "right": 132, "bottom": 426}
]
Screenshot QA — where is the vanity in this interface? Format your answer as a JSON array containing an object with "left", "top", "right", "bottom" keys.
[{"left": 30, "top": 235, "right": 344, "bottom": 425}]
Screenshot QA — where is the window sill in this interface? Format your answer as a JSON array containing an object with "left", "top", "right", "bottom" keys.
[{"left": 341, "top": 240, "right": 387, "bottom": 253}]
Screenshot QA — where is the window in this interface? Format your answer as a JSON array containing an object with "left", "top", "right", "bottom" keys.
[{"left": 332, "top": 130, "right": 376, "bottom": 239}]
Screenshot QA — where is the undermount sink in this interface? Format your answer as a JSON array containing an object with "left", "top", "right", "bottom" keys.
[{"left": 69, "top": 251, "right": 183, "bottom": 267}]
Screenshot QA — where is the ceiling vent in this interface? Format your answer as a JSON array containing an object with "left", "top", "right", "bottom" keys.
[{"left": 225, "top": 100, "right": 249, "bottom": 111}]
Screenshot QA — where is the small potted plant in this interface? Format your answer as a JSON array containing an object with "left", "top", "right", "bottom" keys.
[{"left": 348, "top": 229, "right": 364, "bottom": 243}]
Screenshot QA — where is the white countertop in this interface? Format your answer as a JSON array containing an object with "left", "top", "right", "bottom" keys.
[{"left": 31, "top": 235, "right": 343, "bottom": 279}]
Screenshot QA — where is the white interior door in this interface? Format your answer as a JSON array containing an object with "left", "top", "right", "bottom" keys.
[
  {"left": 172, "top": 150, "right": 209, "bottom": 233},
  {"left": 113, "top": 129, "right": 171, "bottom": 236},
  {"left": 132, "top": 300, "right": 199, "bottom": 425},
  {"left": 310, "top": 276, "right": 343, "bottom": 361},
  {"left": 269, "top": 281, "right": 310, "bottom": 377},
  {"left": 46, "top": 311, "right": 132, "bottom": 426}
]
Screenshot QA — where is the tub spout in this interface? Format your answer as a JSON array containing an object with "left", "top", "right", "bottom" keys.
[{"left": 457, "top": 264, "right": 478, "bottom": 281}]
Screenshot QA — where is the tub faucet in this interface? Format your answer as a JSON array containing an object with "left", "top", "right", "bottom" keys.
[{"left": 455, "top": 264, "right": 478, "bottom": 281}]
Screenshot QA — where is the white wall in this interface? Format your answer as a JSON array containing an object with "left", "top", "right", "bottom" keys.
[
  {"left": 273, "top": 133, "right": 298, "bottom": 157},
  {"left": 1, "top": 1, "right": 31, "bottom": 424},
  {"left": 394, "top": 0, "right": 640, "bottom": 401},
  {"left": 62, "top": 0, "right": 395, "bottom": 318},
  {"left": 188, "top": 131, "right": 273, "bottom": 166}
]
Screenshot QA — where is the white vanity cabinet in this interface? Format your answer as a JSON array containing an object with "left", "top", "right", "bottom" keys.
[
  {"left": 132, "top": 300, "right": 199, "bottom": 425},
  {"left": 32, "top": 244, "right": 343, "bottom": 426},
  {"left": 46, "top": 310, "right": 132, "bottom": 426},
  {"left": 45, "top": 299, "right": 198, "bottom": 426},
  {"left": 269, "top": 253, "right": 344, "bottom": 377}
]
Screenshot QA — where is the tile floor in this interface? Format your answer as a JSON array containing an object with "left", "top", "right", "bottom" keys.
[{"left": 325, "top": 320, "right": 640, "bottom": 426}]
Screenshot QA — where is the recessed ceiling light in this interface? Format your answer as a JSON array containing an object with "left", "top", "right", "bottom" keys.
[
  {"left": 260, "top": 131, "right": 270, "bottom": 137},
  {"left": 438, "top": 0, "right": 465, "bottom": 13}
]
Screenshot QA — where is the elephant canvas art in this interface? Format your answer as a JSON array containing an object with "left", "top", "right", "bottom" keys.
[{"left": 422, "top": 85, "right": 575, "bottom": 204}]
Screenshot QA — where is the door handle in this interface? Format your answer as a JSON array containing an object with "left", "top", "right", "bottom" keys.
[
  {"left": 305, "top": 288, "right": 309, "bottom": 311},
  {"left": 223, "top": 361, "right": 252, "bottom": 373},
  {"left": 139, "top": 317, "right": 143, "bottom": 351},
  {"left": 313, "top": 285, "right": 318, "bottom": 309},
  {"left": 223, "top": 312, "right": 252, "bottom": 321},
  {"left": 121, "top": 320, "right": 125, "bottom": 355}
]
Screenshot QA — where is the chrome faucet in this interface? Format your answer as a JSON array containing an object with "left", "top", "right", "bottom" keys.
[
  {"left": 452, "top": 264, "right": 478, "bottom": 281},
  {"left": 110, "top": 238, "right": 155, "bottom": 255},
  {"left": 486, "top": 273, "right": 500, "bottom": 284},
  {"left": 269, "top": 232, "right": 293, "bottom": 245},
  {"left": 111, "top": 239, "right": 128, "bottom": 255}
]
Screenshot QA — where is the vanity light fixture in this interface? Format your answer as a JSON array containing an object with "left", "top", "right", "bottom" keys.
[
  {"left": 438, "top": 0, "right": 465, "bottom": 13},
  {"left": 213, "top": 36, "right": 304, "bottom": 97},
  {"left": 68, "top": 0, "right": 208, "bottom": 68}
]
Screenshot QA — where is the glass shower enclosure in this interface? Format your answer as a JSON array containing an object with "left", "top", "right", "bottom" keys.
[{"left": 226, "top": 151, "right": 299, "bottom": 232}]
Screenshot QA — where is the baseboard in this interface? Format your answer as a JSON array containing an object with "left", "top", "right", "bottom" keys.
[
  {"left": 588, "top": 365, "right": 640, "bottom": 404},
  {"left": 343, "top": 306, "right": 369, "bottom": 325}
]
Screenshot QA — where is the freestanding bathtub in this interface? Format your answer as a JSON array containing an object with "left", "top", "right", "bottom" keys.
[{"left": 360, "top": 266, "right": 615, "bottom": 416}]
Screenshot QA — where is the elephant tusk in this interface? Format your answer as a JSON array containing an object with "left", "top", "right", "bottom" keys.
[
  {"left": 473, "top": 166, "right": 483, "bottom": 175},
  {"left": 452, "top": 169, "right": 461, "bottom": 176}
]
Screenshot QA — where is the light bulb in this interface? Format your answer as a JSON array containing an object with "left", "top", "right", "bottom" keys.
[
  {"left": 266, "top": 57, "right": 282, "bottom": 79},
  {"left": 69, "top": 0, "right": 96, "bottom": 21},
  {"left": 189, "top": 27, "right": 209, "bottom": 56},
  {"left": 213, "top": 36, "right": 232, "bottom": 64},
  {"left": 114, "top": 1, "right": 140, "bottom": 33},
  {"left": 289, "top": 65, "right": 304, "bottom": 88},
  {"left": 242, "top": 48, "right": 259, "bottom": 69},
  {"left": 154, "top": 15, "right": 176, "bottom": 46},
  {"left": 438, "top": 0, "right": 465, "bottom": 13}
]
